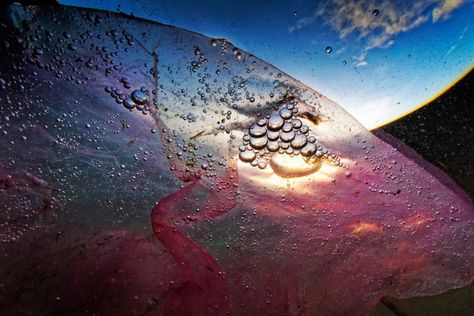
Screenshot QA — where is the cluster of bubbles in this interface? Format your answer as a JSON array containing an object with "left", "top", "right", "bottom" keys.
[
  {"left": 189, "top": 39, "right": 243, "bottom": 77},
  {"left": 107, "top": 86, "right": 150, "bottom": 114},
  {"left": 190, "top": 46, "right": 208, "bottom": 72},
  {"left": 238, "top": 99, "right": 341, "bottom": 171},
  {"left": 210, "top": 38, "right": 231, "bottom": 55}
]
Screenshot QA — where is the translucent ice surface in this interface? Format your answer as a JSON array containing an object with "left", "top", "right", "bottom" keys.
[{"left": 0, "top": 3, "right": 473, "bottom": 315}]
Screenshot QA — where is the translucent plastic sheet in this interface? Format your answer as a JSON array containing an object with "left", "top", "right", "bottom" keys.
[{"left": 0, "top": 4, "right": 473, "bottom": 315}]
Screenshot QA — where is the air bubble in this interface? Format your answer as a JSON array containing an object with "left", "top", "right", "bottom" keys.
[
  {"left": 239, "top": 150, "right": 256, "bottom": 162},
  {"left": 280, "top": 130, "right": 295, "bottom": 142},
  {"left": 282, "top": 122, "right": 293, "bottom": 132},
  {"left": 279, "top": 108, "right": 292, "bottom": 119},
  {"left": 267, "top": 131, "right": 280, "bottom": 141},
  {"left": 291, "top": 134, "right": 307, "bottom": 149},
  {"left": 34, "top": 48, "right": 44, "bottom": 56},
  {"left": 250, "top": 136, "right": 268, "bottom": 149},
  {"left": 267, "top": 114, "right": 284, "bottom": 130},
  {"left": 249, "top": 124, "right": 267, "bottom": 137},
  {"left": 123, "top": 97, "right": 135, "bottom": 109},
  {"left": 257, "top": 118, "right": 267, "bottom": 126},
  {"left": 301, "top": 143, "right": 316, "bottom": 157},
  {"left": 292, "top": 119, "right": 302, "bottom": 129},
  {"left": 131, "top": 89, "right": 147, "bottom": 105},
  {"left": 267, "top": 141, "right": 279, "bottom": 152},
  {"left": 257, "top": 159, "right": 267, "bottom": 169},
  {"left": 270, "top": 153, "right": 322, "bottom": 178}
]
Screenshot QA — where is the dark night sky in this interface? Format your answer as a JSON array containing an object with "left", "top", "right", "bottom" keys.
[{"left": 382, "top": 69, "right": 474, "bottom": 200}]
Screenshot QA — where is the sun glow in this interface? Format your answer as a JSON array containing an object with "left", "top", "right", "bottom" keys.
[{"left": 238, "top": 156, "right": 349, "bottom": 193}]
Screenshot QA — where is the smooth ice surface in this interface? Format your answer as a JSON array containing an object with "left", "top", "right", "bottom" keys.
[{"left": 0, "top": 4, "right": 473, "bottom": 316}]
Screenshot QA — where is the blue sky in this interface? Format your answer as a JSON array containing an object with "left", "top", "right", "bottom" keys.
[{"left": 60, "top": 0, "right": 474, "bottom": 129}]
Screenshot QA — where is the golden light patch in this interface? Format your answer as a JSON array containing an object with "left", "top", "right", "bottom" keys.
[
  {"left": 350, "top": 222, "right": 382, "bottom": 235},
  {"left": 238, "top": 157, "right": 344, "bottom": 194},
  {"left": 404, "top": 214, "right": 431, "bottom": 229}
]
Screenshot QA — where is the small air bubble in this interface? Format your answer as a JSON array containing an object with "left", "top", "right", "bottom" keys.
[
  {"left": 239, "top": 150, "right": 256, "bottom": 162},
  {"left": 123, "top": 97, "right": 135, "bottom": 109},
  {"left": 257, "top": 159, "right": 267, "bottom": 169},
  {"left": 131, "top": 89, "right": 147, "bottom": 105}
]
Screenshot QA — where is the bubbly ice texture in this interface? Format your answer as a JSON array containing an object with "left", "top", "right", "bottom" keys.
[{"left": 0, "top": 3, "right": 473, "bottom": 315}]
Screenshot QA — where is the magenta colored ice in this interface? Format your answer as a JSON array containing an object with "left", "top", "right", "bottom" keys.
[{"left": 0, "top": 3, "right": 473, "bottom": 316}]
